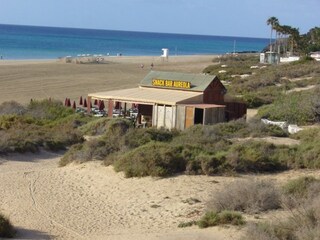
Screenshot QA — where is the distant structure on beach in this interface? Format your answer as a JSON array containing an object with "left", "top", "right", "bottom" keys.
[
  {"left": 161, "top": 48, "right": 169, "bottom": 61},
  {"left": 59, "top": 54, "right": 107, "bottom": 64}
]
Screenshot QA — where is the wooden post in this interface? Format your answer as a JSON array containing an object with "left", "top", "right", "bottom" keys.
[
  {"left": 108, "top": 100, "right": 113, "bottom": 117},
  {"left": 87, "top": 96, "right": 92, "bottom": 113}
]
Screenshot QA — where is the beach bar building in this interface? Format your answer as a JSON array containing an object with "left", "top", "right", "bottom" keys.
[{"left": 87, "top": 71, "right": 246, "bottom": 130}]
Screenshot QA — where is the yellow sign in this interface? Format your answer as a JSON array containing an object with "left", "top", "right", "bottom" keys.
[{"left": 152, "top": 79, "right": 191, "bottom": 89}]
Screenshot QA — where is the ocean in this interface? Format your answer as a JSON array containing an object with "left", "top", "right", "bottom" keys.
[{"left": 0, "top": 24, "right": 269, "bottom": 60}]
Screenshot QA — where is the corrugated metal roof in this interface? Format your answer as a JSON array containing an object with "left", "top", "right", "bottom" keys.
[
  {"left": 140, "top": 71, "right": 218, "bottom": 92},
  {"left": 88, "top": 87, "right": 203, "bottom": 105}
]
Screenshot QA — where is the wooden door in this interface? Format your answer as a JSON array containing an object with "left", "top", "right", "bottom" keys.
[{"left": 185, "top": 106, "right": 194, "bottom": 129}]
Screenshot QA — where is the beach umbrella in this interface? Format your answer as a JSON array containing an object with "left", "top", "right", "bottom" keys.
[
  {"left": 98, "top": 100, "right": 105, "bottom": 111},
  {"left": 94, "top": 99, "right": 98, "bottom": 105},
  {"left": 64, "top": 98, "right": 68, "bottom": 106},
  {"left": 72, "top": 101, "right": 76, "bottom": 109},
  {"left": 67, "top": 98, "right": 71, "bottom": 107},
  {"left": 79, "top": 96, "right": 83, "bottom": 105},
  {"left": 89, "top": 100, "right": 92, "bottom": 109},
  {"left": 83, "top": 98, "right": 87, "bottom": 107}
]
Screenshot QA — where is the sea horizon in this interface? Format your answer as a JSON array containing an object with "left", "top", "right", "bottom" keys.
[{"left": 0, "top": 24, "right": 269, "bottom": 60}]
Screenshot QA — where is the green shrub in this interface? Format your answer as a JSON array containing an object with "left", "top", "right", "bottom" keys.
[
  {"left": 59, "top": 136, "right": 119, "bottom": 166},
  {"left": 0, "top": 99, "right": 87, "bottom": 154},
  {"left": 258, "top": 88, "right": 320, "bottom": 125},
  {"left": 209, "top": 179, "right": 281, "bottom": 214},
  {"left": 295, "top": 143, "right": 320, "bottom": 168},
  {"left": 292, "top": 128, "right": 320, "bottom": 169},
  {"left": 26, "top": 99, "right": 74, "bottom": 121},
  {"left": 178, "top": 221, "right": 197, "bottom": 228},
  {"left": 0, "top": 214, "right": 15, "bottom": 238},
  {"left": 124, "top": 127, "right": 175, "bottom": 149},
  {"left": 282, "top": 176, "right": 319, "bottom": 198},
  {"left": 198, "top": 211, "right": 245, "bottom": 228},
  {"left": 113, "top": 142, "right": 185, "bottom": 177},
  {"left": 196, "top": 153, "right": 227, "bottom": 175},
  {"left": 225, "top": 141, "right": 285, "bottom": 172},
  {"left": 79, "top": 117, "right": 111, "bottom": 135}
]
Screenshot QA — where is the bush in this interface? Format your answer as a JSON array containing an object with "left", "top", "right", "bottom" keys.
[
  {"left": 59, "top": 136, "right": 119, "bottom": 166},
  {"left": 26, "top": 99, "right": 74, "bottom": 121},
  {"left": 113, "top": 142, "right": 185, "bottom": 177},
  {"left": 198, "top": 211, "right": 245, "bottom": 228},
  {"left": 247, "top": 118, "right": 289, "bottom": 137},
  {"left": 243, "top": 222, "right": 294, "bottom": 240},
  {"left": 0, "top": 214, "right": 15, "bottom": 238},
  {"left": 79, "top": 118, "right": 111, "bottom": 135},
  {"left": 282, "top": 176, "right": 319, "bottom": 198},
  {"left": 0, "top": 101, "right": 26, "bottom": 115},
  {"left": 0, "top": 99, "right": 88, "bottom": 154},
  {"left": 225, "top": 141, "right": 286, "bottom": 172},
  {"left": 192, "top": 152, "right": 227, "bottom": 175},
  {"left": 258, "top": 87, "right": 320, "bottom": 125},
  {"left": 209, "top": 179, "right": 281, "bottom": 214},
  {"left": 244, "top": 195, "right": 320, "bottom": 240},
  {"left": 124, "top": 127, "right": 175, "bottom": 149},
  {"left": 243, "top": 178, "right": 320, "bottom": 240}
]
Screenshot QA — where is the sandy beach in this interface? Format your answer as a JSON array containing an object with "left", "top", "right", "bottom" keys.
[
  {"left": 0, "top": 55, "right": 217, "bottom": 104},
  {"left": 1, "top": 151, "right": 320, "bottom": 240}
]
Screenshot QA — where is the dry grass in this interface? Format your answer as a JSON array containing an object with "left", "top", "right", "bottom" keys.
[{"left": 208, "top": 179, "right": 281, "bottom": 214}]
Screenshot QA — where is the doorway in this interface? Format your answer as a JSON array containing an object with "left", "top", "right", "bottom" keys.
[{"left": 194, "top": 108, "right": 204, "bottom": 124}]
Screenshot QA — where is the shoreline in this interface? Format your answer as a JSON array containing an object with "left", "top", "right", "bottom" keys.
[
  {"left": 0, "top": 54, "right": 220, "bottom": 61},
  {"left": 0, "top": 54, "right": 220, "bottom": 66}
]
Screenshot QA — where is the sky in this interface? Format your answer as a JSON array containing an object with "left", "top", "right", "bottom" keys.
[{"left": 0, "top": 0, "right": 319, "bottom": 38}]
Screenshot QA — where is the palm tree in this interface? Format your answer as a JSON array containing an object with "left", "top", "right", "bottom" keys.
[
  {"left": 267, "top": 17, "right": 279, "bottom": 52},
  {"left": 286, "top": 26, "right": 300, "bottom": 55},
  {"left": 281, "top": 25, "right": 292, "bottom": 56}
]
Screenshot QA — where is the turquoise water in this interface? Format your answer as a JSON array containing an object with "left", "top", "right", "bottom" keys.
[{"left": 0, "top": 24, "right": 269, "bottom": 60}]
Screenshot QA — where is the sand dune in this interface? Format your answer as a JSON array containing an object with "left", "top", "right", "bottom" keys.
[
  {"left": 1, "top": 152, "right": 320, "bottom": 239},
  {"left": 1, "top": 152, "right": 243, "bottom": 240}
]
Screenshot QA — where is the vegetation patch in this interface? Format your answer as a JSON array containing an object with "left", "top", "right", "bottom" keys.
[
  {"left": 0, "top": 214, "right": 15, "bottom": 238},
  {"left": 198, "top": 210, "right": 245, "bottom": 228},
  {"left": 113, "top": 142, "right": 185, "bottom": 177},
  {"left": 258, "top": 87, "right": 320, "bottom": 125},
  {"left": 208, "top": 179, "right": 281, "bottom": 214},
  {"left": 0, "top": 100, "right": 85, "bottom": 154},
  {"left": 243, "top": 179, "right": 320, "bottom": 240}
]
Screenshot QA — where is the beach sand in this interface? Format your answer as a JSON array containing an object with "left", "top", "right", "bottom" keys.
[
  {"left": 0, "top": 55, "right": 217, "bottom": 104},
  {"left": 0, "top": 151, "right": 243, "bottom": 240},
  {"left": 1, "top": 151, "right": 320, "bottom": 239}
]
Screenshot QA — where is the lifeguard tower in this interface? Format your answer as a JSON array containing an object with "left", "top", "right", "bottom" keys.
[{"left": 161, "top": 48, "right": 169, "bottom": 62}]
